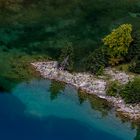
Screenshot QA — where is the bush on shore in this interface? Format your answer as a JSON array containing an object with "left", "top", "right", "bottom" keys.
[
  {"left": 125, "top": 30, "right": 140, "bottom": 62},
  {"left": 85, "top": 46, "right": 109, "bottom": 74},
  {"left": 103, "top": 24, "right": 133, "bottom": 66},
  {"left": 129, "top": 56, "right": 140, "bottom": 74},
  {"left": 106, "top": 81, "right": 121, "bottom": 97},
  {"left": 58, "top": 42, "right": 74, "bottom": 71},
  {"left": 120, "top": 78, "right": 140, "bottom": 103}
]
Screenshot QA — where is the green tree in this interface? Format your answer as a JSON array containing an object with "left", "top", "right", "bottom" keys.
[
  {"left": 106, "top": 81, "right": 122, "bottom": 97},
  {"left": 0, "top": 0, "right": 23, "bottom": 12},
  {"left": 58, "top": 42, "right": 74, "bottom": 71},
  {"left": 129, "top": 55, "right": 140, "bottom": 74},
  {"left": 85, "top": 46, "right": 109, "bottom": 74},
  {"left": 126, "top": 30, "right": 140, "bottom": 61},
  {"left": 126, "top": 30, "right": 140, "bottom": 73},
  {"left": 103, "top": 24, "right": 133, "bottom": 66}
]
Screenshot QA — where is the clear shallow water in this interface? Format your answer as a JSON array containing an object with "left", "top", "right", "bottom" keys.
[{"left": 0, "top": 79, "right": 138, "bottom": 140}]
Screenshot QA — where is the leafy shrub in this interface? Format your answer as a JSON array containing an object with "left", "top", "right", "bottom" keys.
[
  {"left": 108, "top": 56, "right": 123, "bottom": 66},
  {"left": 85, "top": 46, "right": 109, "bottom": 74},
  {"left": 129, "top": 56, "right": 140, "bottom": 74},
  {"left": 125, "top": 30, "right": 140, "bottom": 62},
  {"left": 58, "top": 42, "right": 74, "bottom": 71},
  {"left": 8, "top": 54, "right": 50, "bottom": 80},
  {"left": 125, "top": 30, "right": 140, "bottom": 74},
  {"left": 117, "top": 64, "right": 129, "bottom": 72},
  {"left": 103, "top": 24, "right": 133, "bottom": 66},
  {"left": 120, "top": 78, "right": 140, "bottom": 103},
  {"left": 106, "top": 81, "right": 121, "bottom": 97},
  {"left": 0, "top": 0, "right": 23, "bottom": 12},
  {"left": 96, "top": 65, "right": 104, "bottom": 76}
]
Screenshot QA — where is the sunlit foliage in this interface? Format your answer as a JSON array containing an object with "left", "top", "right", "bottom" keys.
[{"left": 103, "top": 24, "right": 133, "bottom": 65}]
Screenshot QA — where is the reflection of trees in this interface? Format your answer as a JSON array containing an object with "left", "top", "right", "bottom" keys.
[
  {"left": 135, "top": 126, "right": 140, "bottom": 140},
  {"left": 49, "top": 80, "right": 65, "bottom": 100},
  {"left": 0, "top": 76, "right": 16, "bottom": 92},
  {"left": 78, "top": 90, "right": 111, "bottom": 117}
]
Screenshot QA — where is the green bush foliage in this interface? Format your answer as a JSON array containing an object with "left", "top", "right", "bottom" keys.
[
  {"left": 0, "top": 0, "right": 23, "bottom": 12},
  {"left": 120, "top": 78, "right": 140, "bottom": 103},
  {"left": 106, "top": 81, "right": 121, "bottom": 97},
  {"left": 85, "top": 46, "right": 109, "bottom": 74},
  {"left": 125, "top": 30, "right": 140, "bottom": 73},
  {"left": 58, "top": 42, "right": 74, "bottom": 71},
  {"left": 103, "top": 24, "right": 133, "bottom": 66},
  {"left": 126, "top": 30, "right": 140, "bottom": 61},
  {"left": 129, "top": 56, "right": 140, "bottom": 74}
]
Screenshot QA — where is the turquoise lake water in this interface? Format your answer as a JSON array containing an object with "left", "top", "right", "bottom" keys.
[{"left": 0, "top": 79, "right": 138, "bottom": 140}]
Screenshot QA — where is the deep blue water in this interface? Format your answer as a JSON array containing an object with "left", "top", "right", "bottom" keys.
[{"left": 0, "top": 79, "right": 137, "bottom": 140}]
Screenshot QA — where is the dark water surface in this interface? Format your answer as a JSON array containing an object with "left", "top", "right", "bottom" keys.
[{"left": 0, "top": 79, "right": 138, "bottom": 140}]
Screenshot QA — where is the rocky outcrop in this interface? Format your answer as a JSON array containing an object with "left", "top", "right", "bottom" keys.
[
  {"left": 31, "top": 61, "right": 140, "bottom": 121},
  {"left": 32, "top": 61, "right": 106, "bottom": 95},
  {"left": 104, "top": 68, "right": 134, "bottom": 84}
]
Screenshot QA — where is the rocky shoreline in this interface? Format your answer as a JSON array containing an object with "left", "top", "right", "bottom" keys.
[{"left": 31, "top": 61, "right": 140, "bottom": 121}]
